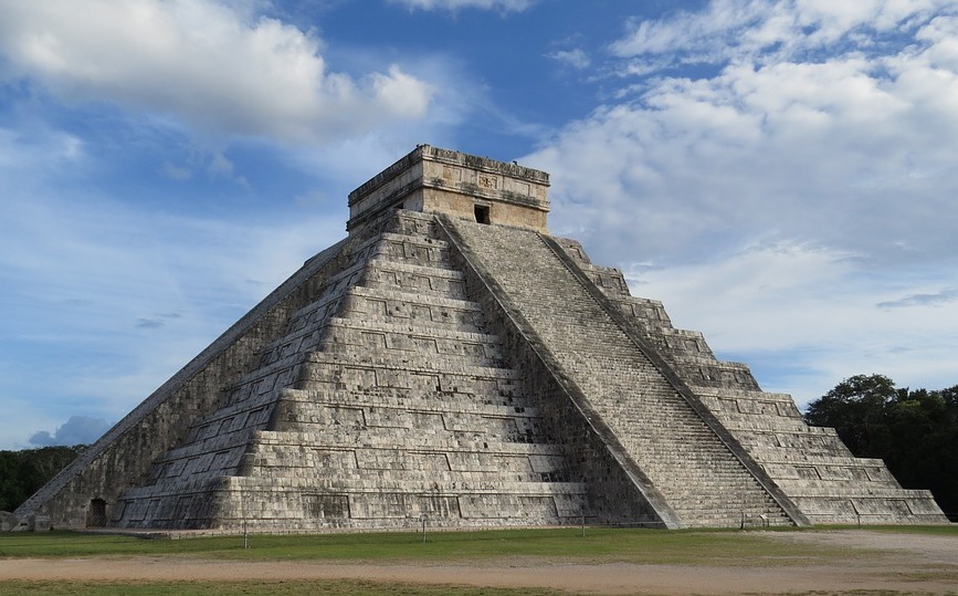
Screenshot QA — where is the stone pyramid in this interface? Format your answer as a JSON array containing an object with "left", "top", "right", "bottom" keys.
[{"left": 12, "top": 145, "right": 947, "bottom": 532}]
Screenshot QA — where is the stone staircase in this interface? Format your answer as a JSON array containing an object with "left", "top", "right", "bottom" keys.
[
  {"left": 549, "top": 236, "right": 948, "bottom": 525},
  {"left": 444, "top": 218, "right": 795, "bottom": 528},
  {"left": 110, "top": 210, "right": 587, "bottom": 531}
]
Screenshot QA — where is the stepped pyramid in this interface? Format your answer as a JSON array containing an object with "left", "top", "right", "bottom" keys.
[{"left": 12, "top": 145, "right": 946, "bottom": 532}]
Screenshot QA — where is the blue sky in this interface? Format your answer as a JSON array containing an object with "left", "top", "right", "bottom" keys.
[{"left": 2, "top": 0, "right": 958, "bottom": 450}]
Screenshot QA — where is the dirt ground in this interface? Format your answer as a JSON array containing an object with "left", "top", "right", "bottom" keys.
[{"left": 2, "top": 530, "right": 957, "bottom": 594}]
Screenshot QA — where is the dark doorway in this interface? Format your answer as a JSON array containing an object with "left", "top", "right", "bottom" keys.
[
  {"left": 88, "top": 498, "right": 107, "bottom": 527},
  {"left": 474, "top": 204, "right": 491, "bottom": 224}
]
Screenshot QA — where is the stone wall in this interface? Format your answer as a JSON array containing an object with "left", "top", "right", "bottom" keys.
[{"left": 347, "top": 145, "right": 550, "bottom": 234}]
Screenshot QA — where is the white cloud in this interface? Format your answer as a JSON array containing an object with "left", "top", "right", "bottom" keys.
[
  {"left": 370, "top": 65, "right": 435, "bottom": 118},
  {"left": 532, "top": 2, "right": 958, "bottom": 266},
  {"left": 524, "top": 0, "right": 958, "bottom": 403},
  {"left": 0, "top": 0, "right": 435, "bottom": 144},
  {"left": 29, "top": 415, "right": 112, "bottom": 447},
  {"left": 611, "top": 0, "right": 957, "bottom": 67},
  {"left": 390, "top": 0, "right": 536, "bottom": 12},
  {"left": 625, "top": 241, "right": 958, "bottom": 406},
  {"left": 547, "top": 49, "right": 591, "bottom": 70}
]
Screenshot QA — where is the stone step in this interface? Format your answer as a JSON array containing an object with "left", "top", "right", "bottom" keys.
[
  {"left": 613, "top": 296, "right": 675, "bottom": 329},
  {"left": 250, "top": 429, "right": 569, "bottom": 455},
  {"left": 272, "top": 403, "right": 550, "bottom": 444},
  {"left": 298, "top": 351, "right": 522, "bottom": 398},
  {"left": 340, "top": 286, "right": 485, "bottom": 332},
  {"left": 694, "top": 386, "right": 798, "bottom": 402},
  {"left": 736, "top": 430, "right": 854, "bottom": 457},
  {"left": 370, "top": 232, "right": 457, "bottom": 270},
  {"left": 277, "top": 388, "right": 542, "bottom": 419},
  {"left": 286, "top": 424, "right": 549, "bottom": 450},
  {"left": 183, "top": 400, "right": 276, "bottom": 438},
  {"left": 118, "top": 476, "right": 587, "bottom": 509},
  {"left": 320, "top": 317, "right": 504, "bottom": 368},
  {"left": 221, "top": 475, "right": 588, "bottom": 496},
  {"left": 757, "top": 453, "right": 890, "bottom": 467},
  {"left": 383, "top": 209, "right": 445, "bottom": 239},
  {"left": 149, "top": 442, "right": 250, "bottom": 481},
  {"left": 259, "top": 276, "right": 491, "bottom": 372},
  {"left": 365, "top": 255, "right": 467, "bottom": 280},
  {"left": 243, "top": 463, "right": 576, "bottom": 486},
  {"left": 774, "top": 477, "right": 915, "bottom": 494},
  {"left": 713, "top": 418, "right": 820, "bottom": 432},
  {"left": 225, "top": 357, "right": 304, "bottom": 404},
  {"left": 323, "top": 315, "right": 501, "bottom": 346},
  {"left": 795, "top": 495, "right": 947, "bottom": 524},
  {"left": 346, "top": 283, "right": 481, "bottom": 313},
  {"left": 139, "top": 424, "right": 574, "bottom": 489},
  {"left": 362, "top": 258, "right": 469, "bottom": 300}
]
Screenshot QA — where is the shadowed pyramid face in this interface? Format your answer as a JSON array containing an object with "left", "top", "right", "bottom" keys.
[{"left": 11, "top": 146, "right": 947, "bottom": 533}]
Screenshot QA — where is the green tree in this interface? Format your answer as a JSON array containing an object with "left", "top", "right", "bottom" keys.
[
  {"left": 0, "top": 446, "right": 85, "bottom": 512},
  {"left": 804, "top": 374, "right": 898, "bottom": 457},
  {"left": 804, "top": 375, "right": 958, "bottom": 520}
]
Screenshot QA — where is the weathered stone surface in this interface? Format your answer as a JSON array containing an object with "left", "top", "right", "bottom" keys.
[
  {"left": 10, "top": 145, "right": 947, "bottom": 532},
  {"left": 347, "top": 145, "right": 550, "bottom": 234}
]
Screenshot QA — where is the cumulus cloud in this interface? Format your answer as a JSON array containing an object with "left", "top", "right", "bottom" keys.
[
  {"left": 523, "top": 0, "right": 958, "bottom": 403},
  {"left": 29, "top": 415, "right": 112, "bottom": 446},
  {"left": 610, "top": 0, "right": 955, "bottom": 67},
  {"left": 530, "top": 0, "right": 958, "bottom": 266},
  {"left": 0, "top": 0, "right": 435, "bottom": 144}
]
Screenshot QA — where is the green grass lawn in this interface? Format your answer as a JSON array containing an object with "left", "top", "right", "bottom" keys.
[
  {"left": 4, "top": 524, "right": 956, "bottom": 563},
  {"left": 2, "top": 525, "right": 955, "bottom": 596},
  {"left": 0, "top": 525, "right": 851, "bottom": 563}
]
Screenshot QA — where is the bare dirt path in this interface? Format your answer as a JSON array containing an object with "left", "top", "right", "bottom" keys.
[{"left": 2, "top": 530, "right": 957, "bottom": 594}]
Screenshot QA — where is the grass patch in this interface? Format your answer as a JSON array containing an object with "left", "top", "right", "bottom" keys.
[{"left": 0, "top": 526, "right": 862, "bottom": 566}]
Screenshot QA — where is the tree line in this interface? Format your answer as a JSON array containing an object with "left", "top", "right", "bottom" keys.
[
  {"left": 0, "top": 445, "right": 85, "bottom": 512},
  {"left": 804, "top": 374, "right": 958, "bottom": 521}
]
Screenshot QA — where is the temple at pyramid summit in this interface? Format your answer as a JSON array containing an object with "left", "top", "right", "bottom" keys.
[{"left": 11, "top": 145, "right": 947, "bottom": 532}]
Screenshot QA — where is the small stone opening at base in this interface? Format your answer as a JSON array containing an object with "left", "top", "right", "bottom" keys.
[
  {"left": 87, "top": 498, "right": 107, "bottom": 527},
  {"left": 474, "top": 204, "right": 491, "bottom": 224}
]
